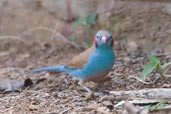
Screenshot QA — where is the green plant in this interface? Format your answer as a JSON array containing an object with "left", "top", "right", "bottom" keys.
[
  {"left": 144, "top": 101, "right": 166, "bottom": 110},
  {"left": 69, "top": 12, "right": 98, "bottom": 48},
  {"left": 141, "top": 55, "right": 171, "bottom": 80},
  {"left": 72, "top": 12, "right": 97, "bottom": 28}
]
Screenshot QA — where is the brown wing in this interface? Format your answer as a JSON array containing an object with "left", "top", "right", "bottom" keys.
[{"left": 67, "top": 46, "right": 94, "bottom": 69}]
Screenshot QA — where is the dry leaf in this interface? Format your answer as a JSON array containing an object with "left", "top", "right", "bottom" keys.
[{"left": 0, "top": 78, "right": 33, "bottom": 92}]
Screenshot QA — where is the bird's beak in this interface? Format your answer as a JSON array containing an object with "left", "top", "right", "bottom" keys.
[{"left": 101, "top": 36, "right": 108, "bottom": 44}]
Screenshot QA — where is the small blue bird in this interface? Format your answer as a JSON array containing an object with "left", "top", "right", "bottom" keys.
[{"left": 32, "top": 30, "right": 115, "bottom": 93}]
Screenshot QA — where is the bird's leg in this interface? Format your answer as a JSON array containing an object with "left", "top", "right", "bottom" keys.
[
  {"left": 78, "top": 80, "right": 92, "bottom": 93},
  {"left": 103, "top": 76, "right": 112, "bottom": 81}
]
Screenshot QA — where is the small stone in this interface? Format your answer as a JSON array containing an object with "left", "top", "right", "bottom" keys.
[
  {"left": 162, "top": 83, "right": 171, "bottom": 88},
  {"left": 102, "top": 100, "right": 113, "bottom": 106},
  {"left": 99, "top": 95, "right": 115, "bottom": 102}
]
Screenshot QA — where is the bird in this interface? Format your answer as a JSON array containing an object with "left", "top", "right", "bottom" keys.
[{"left": 32, "top": 30, "right": 115, "bottom": 93}]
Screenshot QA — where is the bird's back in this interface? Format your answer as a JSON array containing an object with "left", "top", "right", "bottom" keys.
[
  {"left": 67, "top": 46, "right": 94, "bottom": 69},
  {"left": 70, "top": 47, "right": 115, "bottom": 82}
]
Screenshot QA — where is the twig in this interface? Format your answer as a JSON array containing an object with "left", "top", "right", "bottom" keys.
[
  {"left": 128, "top": 75, "right": 152, "bottom": 85},
  {"left": 110, "top": 88, "right": 171, "bottom": 99},
  {"left": 127, "top": 98, "right": 163, "bottom": 106},
  {"left": 59, "top": 108, "right": 71, "bottom": 114}
]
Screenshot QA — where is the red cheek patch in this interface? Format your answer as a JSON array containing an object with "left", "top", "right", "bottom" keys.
[{"left": 94, "top": 38, "right": 98, "bottom": 47}]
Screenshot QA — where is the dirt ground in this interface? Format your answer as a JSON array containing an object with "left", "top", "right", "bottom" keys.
[
  {"left": 0, "top": 35, "right": 171, "bottom": 114},
  {"left": 1, "top": 1, "right": 171, "bottom": 114}
]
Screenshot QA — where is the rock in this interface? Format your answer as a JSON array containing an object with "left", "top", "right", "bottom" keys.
[
  {"left": 0, "top": 78, "right": 33, "bottom": 92},
  {"left": 102, "top": 100, "right": 113, "bottom": 106}
]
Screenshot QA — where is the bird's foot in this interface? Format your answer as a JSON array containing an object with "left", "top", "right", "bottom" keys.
[
  {"left": 78, "top": 81, "right": 93, "bottom": 93},
  {"left": 81, "top": 84, "right": 92, "bottom": 93},
  {"left": 104, "top": 76, "right": 112, "bottom": 82}
]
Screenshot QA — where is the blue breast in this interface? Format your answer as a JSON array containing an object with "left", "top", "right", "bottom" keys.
[{"left": 70, "top": 47, "right": 115, "bottom": 79}]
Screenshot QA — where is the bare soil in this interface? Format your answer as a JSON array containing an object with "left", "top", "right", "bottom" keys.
[
  {"left": 1, "top": 1, "right": 171, "bottom": 114},
  {"left": 0, "top": 36, "right": 171, "bottom": 114}
]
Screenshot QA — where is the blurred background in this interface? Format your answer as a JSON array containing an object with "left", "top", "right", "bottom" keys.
[{"left": 0, "top": 0, "right": 171, "bottom": 67}]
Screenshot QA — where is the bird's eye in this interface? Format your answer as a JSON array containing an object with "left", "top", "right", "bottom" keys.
[
  {"left": 96, "top": 35, "right": 101, "bottom": 39},
  {"left": 108, "top": 34, "right": 112, "bottom": 39}
]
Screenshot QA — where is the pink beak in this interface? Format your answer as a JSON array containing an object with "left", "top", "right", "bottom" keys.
[{"left": 101, "top": 36, "right": 108, "bottom": 44}]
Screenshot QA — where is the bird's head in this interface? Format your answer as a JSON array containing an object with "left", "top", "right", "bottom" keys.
[{"left": 94, "top": 30, "right": 113, "bottom": 49}]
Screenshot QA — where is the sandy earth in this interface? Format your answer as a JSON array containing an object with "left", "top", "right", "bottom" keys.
[{"left": 0, "top": 37, "right": 171, "bottom": 114}]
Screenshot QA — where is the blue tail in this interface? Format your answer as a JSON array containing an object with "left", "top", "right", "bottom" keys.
[{"left": 32, "top": 65, "right": 75, "bottom": 73}]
